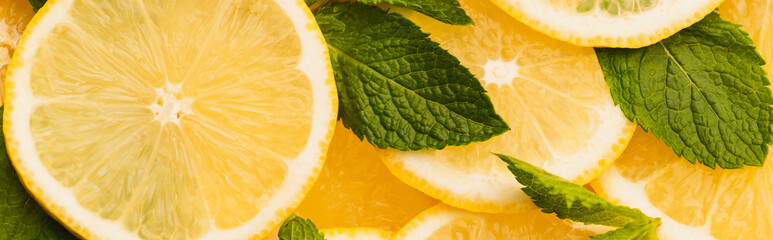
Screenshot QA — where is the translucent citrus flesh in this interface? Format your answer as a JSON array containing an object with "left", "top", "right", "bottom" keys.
[
  {"left": 394, "top": 204, "right": 596, "bottom": 240},
  {"left": 719, "top": 0, "right": 773, "bottom": 80},
  {"left": 0, "top": 0, "right": 33, "bottom": 100},
  {"left": 547, "top": 0, "right": 660, "bottom": 16},
  {"left": 489, "top": 0, "right": 723, "bottom": 47},
  {"left": 11, "top": 0, "right": 327, "bottom": 238},
  {"left": 593, "top": 128, "right": 773, "bottom": 239},
  {"left": 320, "top": 227, "right": 393, "bottom": 240},
  {"left": 385, "top": 0, "right": 633, "bottom": 213},
  {"left": 294, "top": 122, "right": 438, "bottom": 231}
]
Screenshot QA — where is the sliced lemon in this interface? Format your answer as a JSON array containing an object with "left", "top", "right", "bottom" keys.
[
  {"left": 591, "top": 128, "right": 773, "bottom": 239},
  {"left": 3, "top": 0, "right": 337, "bottom": 239},
  {"left": 1, "top": 0, "right": 34, "bottom": 100},
  {"left": 489, "top": 0, "right": 724, "bottom": 47},
  {"left": 383, "top": 0, "right": 635, "bottom": 214},
  {"left": 392, "top": 204, "right": 603, "bottom": 240},
  {"left": 321, "top": 227, "right": 393, "bottom": 240},
  {"left": 293, "top": 122, "right": 438, "bottom": 231}
]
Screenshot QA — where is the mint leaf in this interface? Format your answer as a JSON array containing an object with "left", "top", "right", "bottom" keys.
[
  {"left": 28, "top": 0, "right": 45, "bottom": 12},
  {"left": 355, "top": 0, "right": 473, "bottom": 25},
  {"left": 0, "top": 107, "right": 76, "bottom": 239},
  {"left": 495, "top": 153, "right": 651, "bottom": 227},
  {"left": 596, "top": 12, "right": 773, "bottom": 169},
  {"left": 592, "top": 220, "right": 661, "bottom": 240},
  {"left": 316, "top": 2, "right": 509, "bottom": 150},
  {"left": 278, "top": 214, "right": 325, "bottom": 240}
]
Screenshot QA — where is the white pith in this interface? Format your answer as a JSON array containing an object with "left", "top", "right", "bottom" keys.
[
  {"left": 395, "top": 206, "right": 465, "bottom": 240},
  {"left": 387, "top": 103, "right": 631, "bottom": 211},
  {"left": 490, "top": 0, "right": 721, "bottom": 46},
  {"left": 3, "top": 0, "right": 336, "bottom": 239},
  {"left": 321, "top": 227, "right": 393, "bottom": 240}
]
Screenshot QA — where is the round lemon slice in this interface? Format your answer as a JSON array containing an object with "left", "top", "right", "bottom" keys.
[
  {"left": 392, "top": 204, "right": 602, "bottom": 240},
  {"left": 592, "top": 128, "right": 773, "bottom": 239},
  {"left": 592, "top": 1, "right": 773, "bottom": 238},
  {"left": 3, "top": 0, "right": 336, "bottom": 239},
  {"left": 294, "top": 122, "right": 438, "bottom": 231},
  {"left": 321, "top": 227, "right": 393, "bottom": 240},
  {"left": 489, "top": 0, "right": 724, "bottom": 47},
  {"left": 383, "top": 0, "right": 635, "bottom": 214}
]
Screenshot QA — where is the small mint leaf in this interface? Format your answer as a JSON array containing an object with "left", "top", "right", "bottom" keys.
[
  {"left": 591, "top": 219, "right": 661, "bottom": 240},
  {"left": 277, "top": 214, "right": 325, "bottom": 240},
  {"left": 596, "top": 11, "right": 773, "bottom": 169},
  {"left": 28, "top": 0, "right": 45, "bottom": 12},
  {"left": 316, "top": 2, "right": 509, "bottom": 150},
  {"left": 495, "top": 153, "right": 652, "bottom": 227},
  {"left": 355, "top": 0, "right": 473, "bottom": 25}
]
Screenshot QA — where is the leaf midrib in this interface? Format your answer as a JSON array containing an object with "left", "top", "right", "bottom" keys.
[{"left": 327, "top": 44, "right": 501, "bottom": 130}]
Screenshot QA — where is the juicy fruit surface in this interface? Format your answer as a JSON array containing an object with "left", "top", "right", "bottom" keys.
[
  {"left": 293, "top": 122, "right": 438, "bottom": 231},
  {"left": 384, "top": 0, "right": 634, "bottom": 213},
  {"left": 4, "top": 0, "right": 336, "bottom": 239},
  {"left": 592, "top": 128, "right": 773, "bottom": 239},
  {"left": 490, "top": 0, "right": 723, "bottom": 47},
  {"left": 321, "top": 227, "right": 393, "bottom": 240},
  {"left": 0, "top": 0, "right": 33, "bottom": 99},
  {"left": 393, "top": 204, "right": 596, "bottom": 240}
]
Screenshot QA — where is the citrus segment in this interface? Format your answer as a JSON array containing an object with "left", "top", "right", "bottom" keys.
[
  {"left": 592, "top": 128, "right": 773, "bottom": 239},
  {"left": 3, "top": 0, "right": 336, "bottom": 239},
  {"left": 489, "top": 0, "right": 724, "bottom": 47},
  {"left": 392, "top": 204, "right": 599, "bottom": 240},
  {"left": 384, "top": 0, "right": 634, "bottom": 214},
  {"left": 293, "top": 122, "right": 438, "bottom": 231}
]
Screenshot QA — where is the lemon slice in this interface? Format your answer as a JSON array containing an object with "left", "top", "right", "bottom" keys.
[
  {"left": 383, "top": 0, "right": 635, "bottom": 214},
  {"left": 489, "top": 0, "right": 724, "bottom": 47},
  {"left": 591, "top": 128, "right": 773, "bottom": 239},
  {"left": 321, "top": 227, "right": 393, "bottom": 240},
  {"left": 293, "top": 122, "right": 438, "bottom": 231},
  {"left": 3, "top": 0, "right": 337, "bottom": 239},
  {"left": 392, "top": 204, "right": 603, "bottom": 239},
  {"left": 1, "top": 0, "right": 34, "bottom": 100}
]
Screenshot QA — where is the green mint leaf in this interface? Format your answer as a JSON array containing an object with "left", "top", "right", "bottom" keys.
[
  {"left": 28, "top": 0, "right": 45, "bottom": 12},
  {"left": 0, "top": 106, "right": 77, "bottom": 239},
  {"left": 596, "top": 12, "right": 773, "bottom": 169},
  {"left": 591, "top": 219, "right": 661, "bottom": 240},
  {"left": 354, "top": 0, "right": 473, "bottom": 25},
  {"left": 495, "top": 153, "right": 652, "bottom": 227},
  {"left": 316, "top": 2, "right": 509, "bottom": 150},
  {"left": 278, "top": 214, "right": 325, "bottom": 240}
]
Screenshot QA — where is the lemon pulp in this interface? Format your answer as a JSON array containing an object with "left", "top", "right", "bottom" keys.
[{"left": 4, "top": 0, "right": 337, "bottom": 239}]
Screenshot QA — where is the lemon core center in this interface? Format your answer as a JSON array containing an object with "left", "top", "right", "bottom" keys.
[
  {"left": 149, "top": 82, "right": 194, "bottom": 125},
  {"left": 481, "top": 58, "right": 519, "bottom": 86}
]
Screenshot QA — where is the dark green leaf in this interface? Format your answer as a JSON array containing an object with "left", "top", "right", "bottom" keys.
[
  {"left": 592, "top": 219, "right": 661, "bottom": 240},
  {"left": 28, "top": 0, "right": 45, "bottom": 12},
  {"left": 495, "top": 153, "right": 651, "bottom": 227},
  {"left": 316, "top": 2, "right": 508, "bottom": 150},
  {"left": 0, "top": 106, "right": 77, "bottom": 239},
  {"left": 596, "top": 12, "right": 773, "bottom": 169},
  {"left": 355, "top": 0, "right": 473, "bottom": 25},
  {"left": 277, "top": 214, "right": 325, "bottom": 240}
]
